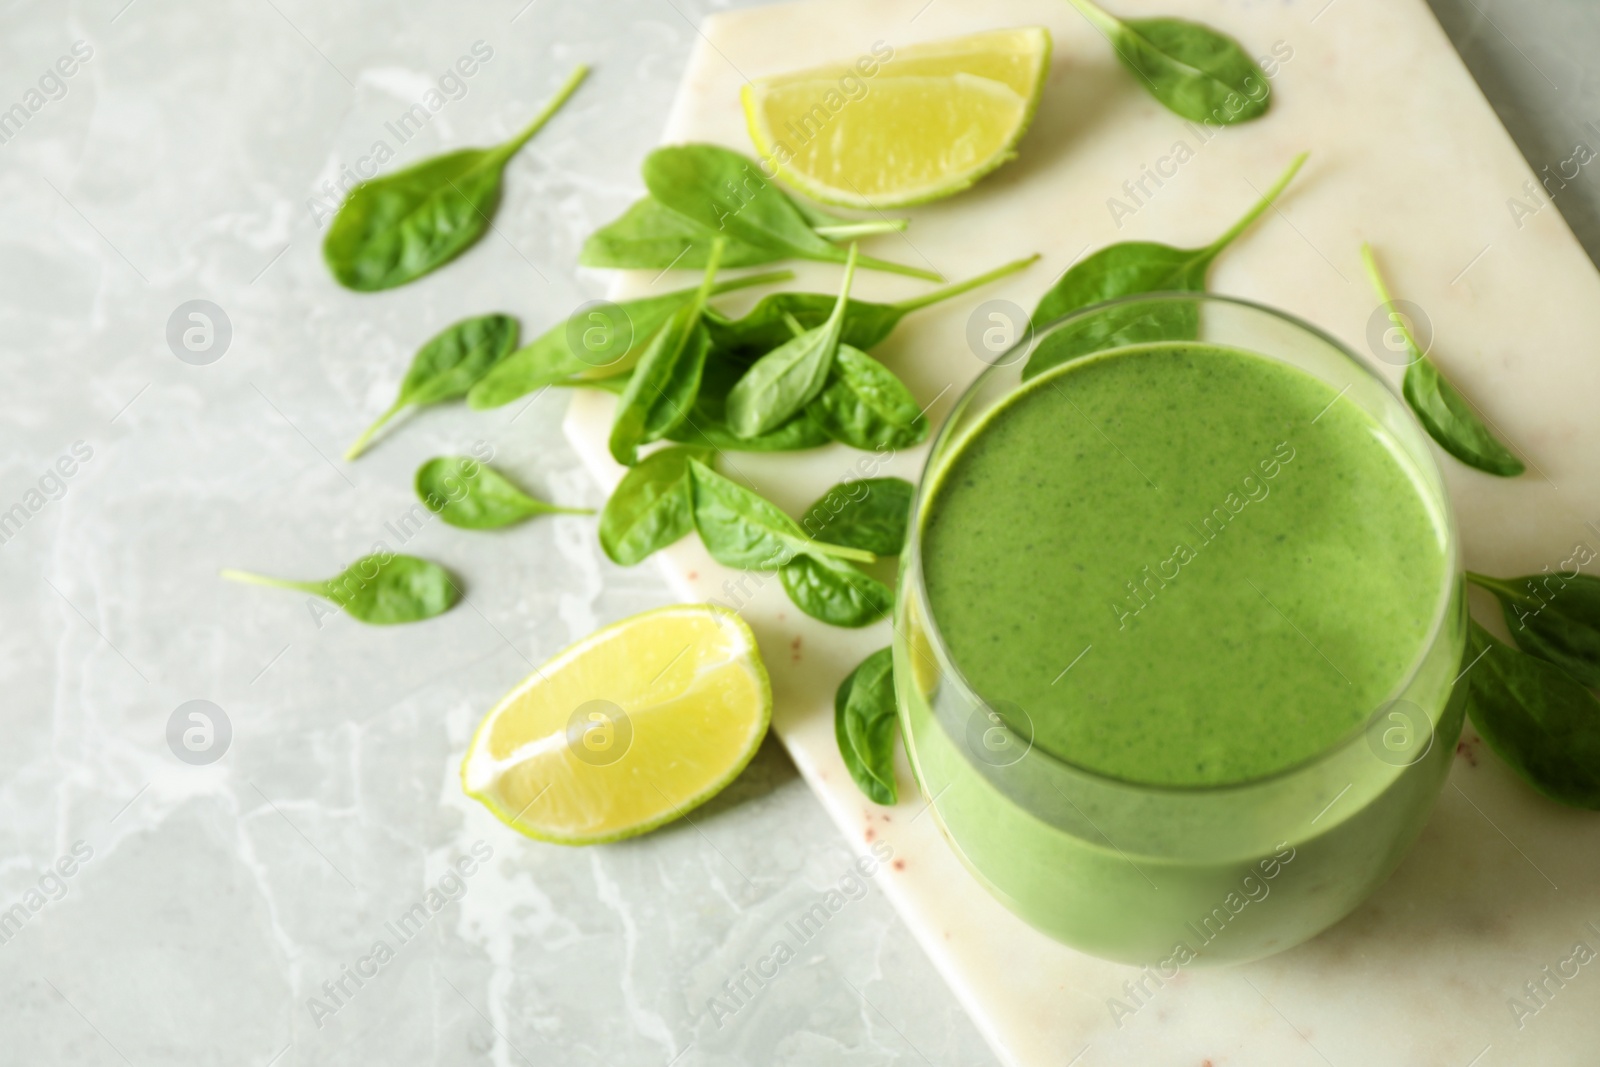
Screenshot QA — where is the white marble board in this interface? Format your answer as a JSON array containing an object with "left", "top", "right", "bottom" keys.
[{"left": 563, "top": 0, "right": 1600, "bottom": 1063}]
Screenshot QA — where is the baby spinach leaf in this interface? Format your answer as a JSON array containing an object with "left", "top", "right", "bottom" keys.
[
  {"left": 687, "top": 459, "right": 874, "bottom": 569},
  {"left": 664, "top": 357, "right": 831, "bottom": 452},
  {"left": 599, "top": 446, "right": 711, "bottom": 565},
  {"left": 609, "top": 245, "right": 722, "bottom": 466},
  {"left": 580, "top": 196, "right": 786, "bottom": 269},
  {"left": 554, "top": 373, "right": 632, "bottom": 395},
  {"left": 642, "top": 144, "right": 940, "bottom": 281},
  {"left": 706, "top": 255, "right": 1039, "bottom": 359},
  {"left": 801, "top": 477, "right": 915, "bottom": 556},
  {"left": 1465, "top": 621, "right": 1600, "bottom": 810},
  {"left": 347, "top": 313, "right": 520, "bottom": 459},
  {"left": 467, "top": 270, "right": 792, "bottom": 409},
  {"left": 220, "top": 554, "right": 460, "bottom": 625},
  {"left": 1361, "top": 244, "right": 1525, "bottom": 477},
  {"left": 781, "top": 554, "right": 893, "bottom": 628},
  {"left": 1067, "top": 0, "right": 1270, "bottom": 124},
  {"left": 807, "top": 344, "right": 929, "bottom": 451},
  {"left": 791, "top": 195, "right": 907, "bottom": 239},
  {"left": 1468, "top": 571, "right": 1600, "bottom": 686},
  {"left": 1024, "top": 152, "right": 1305, "bottom": 379},
  {"left": 415, "top": 456, "right": 590, "bottom": 529},
  {"left": 323, "top": 66, "right": 588, "bottom": 291},
  {"left": 1403, "top": 360, "right": 1525, "bottom": 476},
  {"left": 835, "top": 648, "right": 899, "bottom": 804},
  {"left": 725, "top": 245, "right": 859, "bottom": 438},
  {"left": 609, "top": 313, "right": 710, "bottom": 465},
  {"left": 1029, "top": 299, "right": 1199, "bottom": 381},
  {"left": 667, "top": 409, "right": 829, "bottom": 452},
  {"left": 582, "top": 196, "right": 907, "bottom": 272}
]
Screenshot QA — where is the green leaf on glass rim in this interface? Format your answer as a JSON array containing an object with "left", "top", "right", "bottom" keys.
[
  {"left": 1030, "top": 298, "right": 1203, "bottom": 382},
  {"left": 1066, "top": 0, "right": 1270, "bottom": 124},
  {"left": 323, "top": 66, "right": 588, "bottom": 292},
  {"left": 705, "top": 255, "right": 1039, "bottom": 361},
  {"left": 663, "top": 356, "right": 831, "bottom": 453},
  {"left": 608, "top": 245, "right": 723, "bottom": 466},
  {"left": 467, "top": 270, "right": 793, "bottom": 410},
  {"left": 581, "top": 197, "right": 792, "bottom": 270},
  {"left": 800, "top": 477, "right": 915, "bottom": 557},
  {"left": 641, "top": 143, "right": 940, "bottom": 280},
  {"left": 415, "top": 456, "right": 590, "bottom": 530},
  {"left": 780, "top": 554, "right": 893, "bottom": 628},
  {"left": 808, "top": 344, "right": 929, "bottom": 451},
  {"left": 347, "top": 313, "right": 520, "bottom": 459},
  {"left": 1465, "top": 620, "right": 1600, "bottom": 810},
  {"left": 221, "top": 554, "right": 460, "bottom": 625},
  {"left": 686, "top": 459, "right": 874, "bottom": 570},
  {"left": 1468, "top": 571, "right": 1600, "bottom": 686},
  {"left": 1361, "top": 244, "right": 1525, "bottom": 478},
  {"left": 1024, "top": 153, "right": 1305, "bottom": 380},
  {"left": 598, "top": 445, "right": 711, "bottom": 565},
  {"left": 835, "top": 647, "right": 898, "bottom": 805},
  {"left": 725, "top": 245, "right": 859, "bottom": 438}
]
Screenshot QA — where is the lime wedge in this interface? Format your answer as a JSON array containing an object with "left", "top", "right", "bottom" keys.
[
  {"left": 742, "top": 27, "right": 1052, "bottom": 209},
  {"left": 462, "top": 604, "right": 771, "bottom": 845}
]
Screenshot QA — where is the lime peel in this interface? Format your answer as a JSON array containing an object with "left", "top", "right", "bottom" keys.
[
  {"left": 462, "top": 603, "right": 771, "bottom": 845},
  {"left": 743, "top": 27, "right": 1053, "bottom": 209}
]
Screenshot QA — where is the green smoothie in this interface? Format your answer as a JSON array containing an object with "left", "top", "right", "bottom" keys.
[
  {"left": 896, "top": 339, "right": 1465, "bottom": 964},
  {"left": 921, "top": 343, "right": 1445, "bottom": 786}
]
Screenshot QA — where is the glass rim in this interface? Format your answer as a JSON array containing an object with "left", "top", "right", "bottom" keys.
[{"left": 905, "top": 290, "right": 1463, "bottom": 795}]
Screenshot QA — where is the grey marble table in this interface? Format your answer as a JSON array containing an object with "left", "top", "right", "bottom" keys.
[{"left": 0, "top": 1, "right": 1594, "bottom": 1064}]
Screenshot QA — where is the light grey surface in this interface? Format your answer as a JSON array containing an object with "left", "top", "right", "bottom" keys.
[{"left": 0, "top": 0, "right": 1593, "bottom": 1064}]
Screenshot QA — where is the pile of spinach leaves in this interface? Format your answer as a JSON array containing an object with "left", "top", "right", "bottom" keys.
[{"left": 586, "top": 243, "right": 1031, "bottom": 630}]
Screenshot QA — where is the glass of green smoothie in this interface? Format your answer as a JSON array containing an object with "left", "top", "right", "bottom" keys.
[{"left": 896, "top": 293, "right": 1465, "bottom": 965}]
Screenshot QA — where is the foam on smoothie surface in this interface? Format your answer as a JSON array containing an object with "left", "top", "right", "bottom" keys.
[{"left": 919, "top": 344, "right": 1447, "bottom": 787}]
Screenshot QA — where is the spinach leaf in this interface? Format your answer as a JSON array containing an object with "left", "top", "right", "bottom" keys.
[
  {"left": 609, "top": 246, "right": 721, "bottom": 466},
  {"left": 667, "top": 408, "right": 829, "bottom": 452},
  {"left": 347, "top": 313, "right": 520, "bottom": 459},
  {"left": 706, "top": 255, "right": 1039, "bottom": 360},
  {"left": 580, "top": 196, "right": 787, "bottom": 270},
  {"left": 664, "top": 356, "right": 831, "bottom": 452},
  {"left": 582, "top": 195, "right": 908, "bottom": 272},
  {"left": 801, "top": 477, "right": 915, "bottom": 556},
  {"left": 1024, "top": 152, "right": 1305, "bottom": 380},
  {"left": 323, "top": 66, "right": 588, "bottom": 291},
  {"left": 1029, "top": 299, "right": 1199, "bottom": 381},
  {"left": 791, "top": 196, "right": 908, "bottom": 239},
  {"left": 1403, "top": 359, "right": 1525, "bottom": 476},
  {"left": 835, "top": 648, "right": 899, "bottom": 804},
  {"left": 554, "top": 374, "right": 632, "bottom": 395},
  {"left": 642, "top": 144, "right": 940, "bottom": 281},
  {"left": 221, "top": 554, "right": 460, "bottom": 625},
  {"left": 1361, "top": 244, "right": 1524, "bottom": 477},
  {"left": 687, "top": 459, "right": 874, "bottom": 569},
  {"left": 1067, "top": 0, "right": 1270, "bottom": 124},
  {"left": 1465, "top": 621, "right": 1600, "bottom": 809},
  {"left": 807, "top": 344, "right": 929, "bottom": 451},
  {"left": 466, "top": 270, "right": 793, "bottom": 410},
  {"left": 599, "top": 446, "right": 710, "bottom": 565},
  {"left": 725, "top": 245, "right": 858, "bottom": 437},
  {"left": 1468, "top": 571, "right": 1600, "bottom": 686},
  {"left": 415, "top": 456, "right": 590, "bottom": 529},
  {"left": 781, "top": 554, "right": 893, "bottom": 628}
]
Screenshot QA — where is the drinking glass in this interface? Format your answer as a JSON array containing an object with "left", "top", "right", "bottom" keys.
[{"left": 894, "top": 294, "right": 1466, "bottom": 965}]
